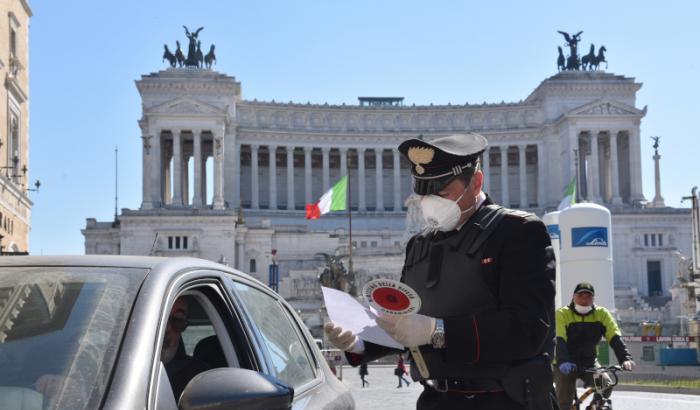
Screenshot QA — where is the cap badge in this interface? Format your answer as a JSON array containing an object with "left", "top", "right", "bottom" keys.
[{"left": 407, "top": 147, "right": 434, "bottom": 175}]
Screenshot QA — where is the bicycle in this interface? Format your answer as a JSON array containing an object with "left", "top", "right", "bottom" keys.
[{"left": 571, "top": 365, "right": 625, "bottom": 410}]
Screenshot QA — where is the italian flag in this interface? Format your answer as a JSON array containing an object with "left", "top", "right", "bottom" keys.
[
  {"left": 558, "top": 176, "right": 577, "bottom": 210},
  {"left": 305, "top": 176, "right": 348, "bottom": 219}
]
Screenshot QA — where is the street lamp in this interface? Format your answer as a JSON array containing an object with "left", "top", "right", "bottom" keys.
[{"left": 26, "top": 179, "right": 40, "bottom": 192}]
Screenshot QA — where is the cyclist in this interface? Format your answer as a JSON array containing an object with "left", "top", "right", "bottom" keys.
[{"left": 554, "top": 282, "right": 635, "bottom": 409}]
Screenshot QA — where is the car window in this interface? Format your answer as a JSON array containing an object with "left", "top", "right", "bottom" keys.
[
  {"left": 231, "top": 282, "right": 316, "bottom": 389},
  {"left": 159, "top": 290, "right": 238, "bottom": 403},
  {"left": 0, "top": 267, "right": 144, "bottom": 410}
]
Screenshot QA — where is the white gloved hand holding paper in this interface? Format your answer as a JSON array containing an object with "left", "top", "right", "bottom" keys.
[
  {"left": 375, "top": 313, "right": 436, "bottom": 347},
  {"left": 324, "top": 322, "right": 359, "bottom": 351}
]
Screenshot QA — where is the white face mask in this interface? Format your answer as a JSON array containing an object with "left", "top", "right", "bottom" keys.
[
  {"left": 420, "top": 188, "right": 475, "bottom": 234},
  {"left": 574, "top": 304, "right": 593, "bottom": 315}
]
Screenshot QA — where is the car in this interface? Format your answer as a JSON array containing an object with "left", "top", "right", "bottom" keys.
[{"left": 0, "top": 256, "right": 355, "bottom": 410}]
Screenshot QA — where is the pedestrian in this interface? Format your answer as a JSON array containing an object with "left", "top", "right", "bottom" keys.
[
  {"left": 395, "top": 354, "right": 411, "bottom": 388},
  {"left": 324, "top": 133, "right": 557, "bottom": 409},
  {"left": 359, "top": 362, "right": 369, "bottom": 387}
]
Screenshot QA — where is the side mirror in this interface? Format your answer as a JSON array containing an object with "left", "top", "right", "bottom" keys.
[{"left": 178, "top": 368, "right": 293, "bottom": 410}]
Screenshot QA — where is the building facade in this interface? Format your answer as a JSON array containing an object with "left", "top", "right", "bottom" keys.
[
  {"left": 0, "top": 0, "right": 31, "bottom": 254},
  {"left": 83, "top": 66, "right": 692, "bottom": 333}
]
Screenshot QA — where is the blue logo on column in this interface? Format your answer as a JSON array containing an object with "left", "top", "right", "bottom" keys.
[{"left": 571, "top": 227, "right": 608, "bottom": 247}]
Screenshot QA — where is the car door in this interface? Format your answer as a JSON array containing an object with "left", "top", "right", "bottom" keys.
[
  {"left": 226, "top": 277, "right": 351, "bottom": 409},
  {"left": 151, "top": 274, "right": 264, "bottom": 410}
]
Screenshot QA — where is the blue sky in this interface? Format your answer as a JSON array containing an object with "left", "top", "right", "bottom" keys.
[{"left": 28, "top": 0, "right": 700, "bottom": 254}]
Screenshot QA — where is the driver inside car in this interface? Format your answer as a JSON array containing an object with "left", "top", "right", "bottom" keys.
[{"left": 161, "top": 296, "right": 213, "bottom": 401}]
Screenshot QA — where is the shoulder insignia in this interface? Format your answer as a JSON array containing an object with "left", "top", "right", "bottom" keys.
[{"left": 503, "top": 209, "right": 533, "bottom": 220}]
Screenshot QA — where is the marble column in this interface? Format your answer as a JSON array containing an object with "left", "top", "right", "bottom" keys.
[
  {"left": 182, "top": 154, "right": 189, "bottom": 206},
  {"left": 567, "top": 127, "right": 579, "bottom": 199},
  {"left": 393, "top": 149, "right": 401, "bottom": 211},
  {"left": 357, "top": 148, "right": 366, "bottom": 211},
  {"left": 609, "top": 131, "right": 622, "bottom": 205},
  {"left": 286, "top": 146, "right": 295, "bottom": 210},
  {"left": 143, "top": 126, "right": 162, "bottom": 209},
  {"left": 171, "top": 129, "right": 184, "bottom": 206},
  {"left": 251, "top": 144, "right": 260, "bottom": 209},
  {"left": 140, "top": 125, "right": 151, "bottom": 209},
  {"left": 232, "top": 138, "right": 241, "bottom": 209},
  {"left": 500, "top": 146, "right": 509, "bottom": 207},
  {"left": 269, "top": 145, "right": 278, "bottom": 210},
  {"left": 629, "top": 126, "right": 645, "bottom": 203},
  {"left": 200, "top": 154, "right": 207, "bottom": 206},
  {"left": 192, "top": 130, "right": 203, "bottom": 208},
  {"left": 589, "top": 131, "right": 601, "bottom": 203},
  {"left": 537, "top": 143, "right": 546, "bottom": 207},
  {"left": 340, "top": 147, "right": 348, "bottom": 178},
  {"left": 651, "top": 146, "right": 665, "bottom": 207},
  {"left": 163, "top": 145, "right": 171, "bottom": 205},
  {"left": 482, "top": 148, "right": 490, "bottom": 192},
  {"left": 213, "top": 127, "right": 225, "bottom": 209},
  {"left": 518, "top": 144, "right": 527, "bottom": 207},
  {"left": 322, "top": 147, "right": 330, "bottom": 190},
  {"left": 375, "top": 148, "right": 384, "bottom": 211},
  {"left": 304, "top": 147, "right": 313, "bottom": 204}
]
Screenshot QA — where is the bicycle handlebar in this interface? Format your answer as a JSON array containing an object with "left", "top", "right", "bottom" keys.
[{"left": 582, "top": 365, "right": 629, "bottom": 389}]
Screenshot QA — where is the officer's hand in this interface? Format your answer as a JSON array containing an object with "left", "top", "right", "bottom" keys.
[
  {"left": 558, "top": 362, "right": 577, "bottom": 375},
  {"left": 376, "top": 313, "right": 436, "bottom": 347},
  {"left": 324, "top": 322, "right": 358, "bottom": 351},
  {"left": 622, "top": 360, "right": 635, "bottom": 371}
]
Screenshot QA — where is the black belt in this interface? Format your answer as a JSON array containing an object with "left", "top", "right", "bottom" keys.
[{"left": 422, "top": 378, "right": 505, "bottom": 395}]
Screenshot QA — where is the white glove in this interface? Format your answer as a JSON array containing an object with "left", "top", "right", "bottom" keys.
[
  {"left": 324, "top": 322, "right": 359, "bottom": 351},
  {"left": 622, "top": 360, "right": 635, "bottom": 371},
  {"left": 375, "top": 313, "right": 436, "bottom": 347}
]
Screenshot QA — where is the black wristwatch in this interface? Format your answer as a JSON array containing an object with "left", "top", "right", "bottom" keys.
[{"left": 431, "top": 318, "right": 445, "bottom": 349}]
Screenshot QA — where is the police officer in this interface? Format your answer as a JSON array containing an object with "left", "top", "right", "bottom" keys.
[{"left": 325, "top": 133, "right": 557, "bottom": 409}]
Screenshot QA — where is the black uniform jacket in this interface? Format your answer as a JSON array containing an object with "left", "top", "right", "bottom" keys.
[{"left": 347, "top": 196, "right": 556, "bottom": 372}]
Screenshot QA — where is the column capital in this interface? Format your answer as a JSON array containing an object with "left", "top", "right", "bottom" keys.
[
  {"left": 374, "top": 147, "right": 384, "bottom": 155},
  {"left": 321, "top": 146, "right": 331, "bottom": 154},
  {"left": 517, "top": 143, "right": 527, "bottom": 150},
  {"left": 268, "top": 144, "right": 278, "bottom": 151},
  {"left": 251, "top": 143, "right": 260, "bottom": 150},
  {"left": 357, "top": 147, "right": 366, "bottom": 154},
  {"left": 303, "top": 146, "right": 314, "bottom": 153},
  {"left": 339, "top": 147, "right": 348, "bottom": 154},
  {"left": 285, "top": 145, "right": 295, "bottom": 153}
]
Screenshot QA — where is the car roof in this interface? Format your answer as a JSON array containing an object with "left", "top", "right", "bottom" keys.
[{"left": 0, "top": 255, "right": 257, "bottom": 282}]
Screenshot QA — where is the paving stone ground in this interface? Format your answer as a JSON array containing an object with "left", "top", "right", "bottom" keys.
[{"left": 338, "top": 365, "right": 700, "bottom": 410}]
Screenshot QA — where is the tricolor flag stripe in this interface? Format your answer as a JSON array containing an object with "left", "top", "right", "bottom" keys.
[
  {"left": 558, "top": 176, "right": 577, "bottom": 210},
  {"left": 305, "top": 176, "right": 347, "bottom": 219}
]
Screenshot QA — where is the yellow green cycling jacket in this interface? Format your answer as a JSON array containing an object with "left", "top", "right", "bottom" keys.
[{"left": 555, "top": 303, "right": 632, "bottom": 368}]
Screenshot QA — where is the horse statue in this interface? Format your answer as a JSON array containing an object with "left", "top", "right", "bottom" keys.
[
  {"left": 196, "top": 41, "right": 204, "bottom": 68},
  {"left": 204, "top": 44, "right": 217, "bottom": 68},
  {"left": 174, "top": 40, "right": 186, "bottom": 67},
  {"left": 317, "top": 252, "right": 356, "bottom": 295},
  {"left": 590, "top": 45, "right": 607, "bottom": 70},
  {"left": 557, "top": 46, "right": 566, "bottom": 72},
  {"left": 162, "top": 44, "right": 176, "bottom": 68},
  {"left": 581, "top": 44, "right": 595, "bottom": 70}
]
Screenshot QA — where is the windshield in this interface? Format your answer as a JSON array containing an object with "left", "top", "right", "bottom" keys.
[{"left": 0, "top": 266, "right": 145, "bottom": 410}]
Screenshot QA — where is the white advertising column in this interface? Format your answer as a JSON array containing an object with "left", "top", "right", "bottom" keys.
[{"left": 556, "top": 203, "right": 615, "bottom": 310}]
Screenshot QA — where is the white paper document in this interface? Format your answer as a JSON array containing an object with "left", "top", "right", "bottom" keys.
[{"left": 321, "top": 286, "right": 403, "bottom": 350}]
